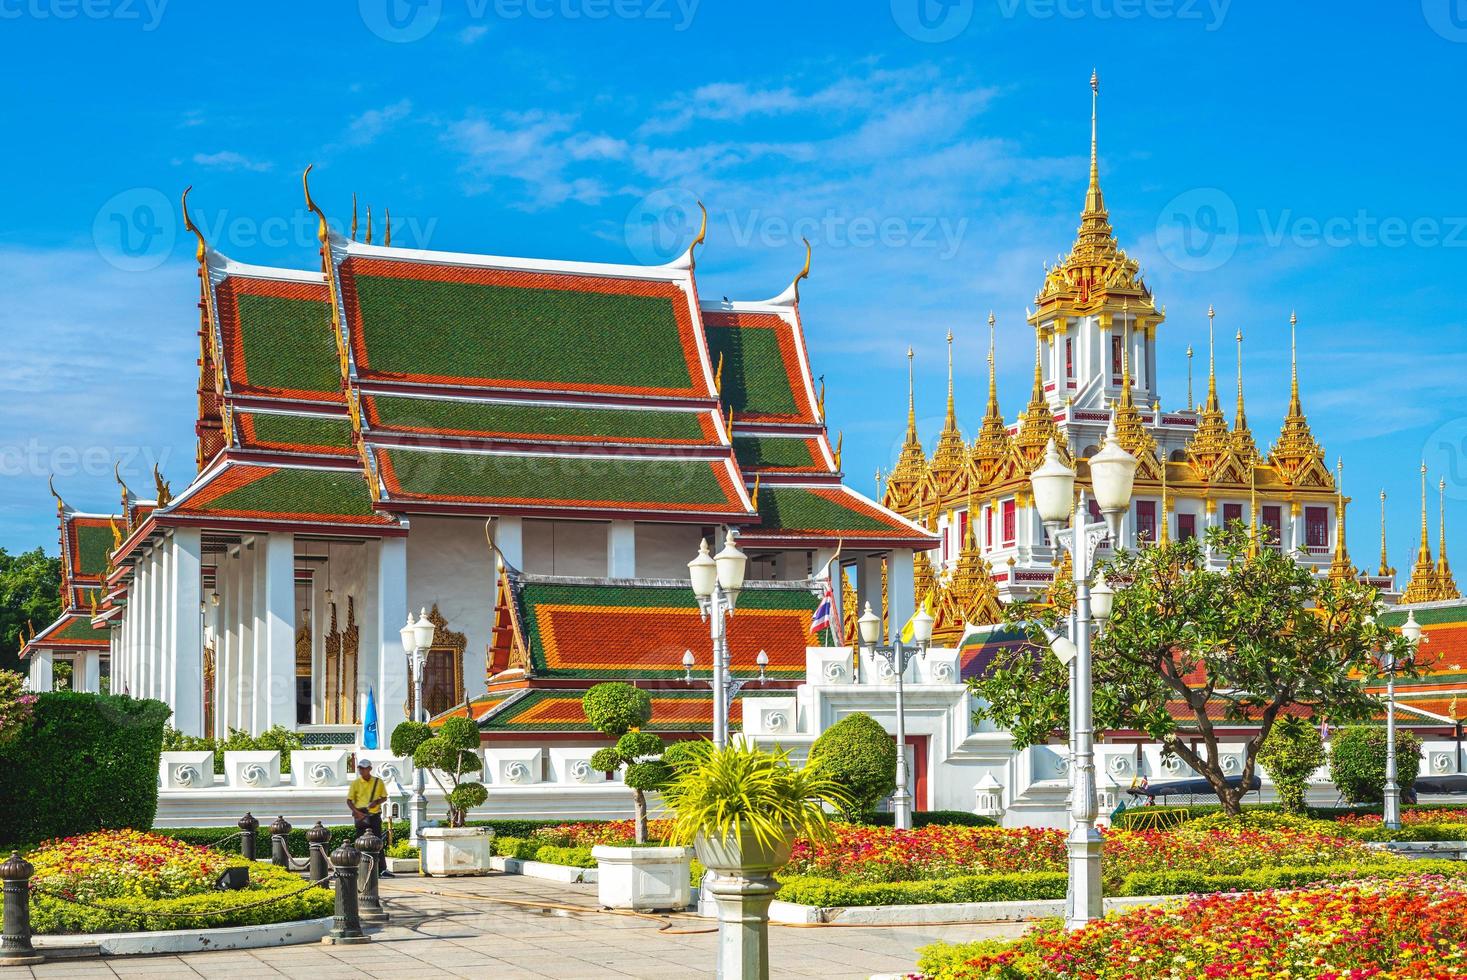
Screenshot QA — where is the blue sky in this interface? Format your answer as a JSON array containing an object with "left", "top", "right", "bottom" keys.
[{"left": 2, "top": 1, "right": 1465, "bottom": 578}]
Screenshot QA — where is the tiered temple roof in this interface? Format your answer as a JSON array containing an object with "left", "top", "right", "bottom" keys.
[{"left": 20, "top": 486, "right": 117, "bottom": 659}]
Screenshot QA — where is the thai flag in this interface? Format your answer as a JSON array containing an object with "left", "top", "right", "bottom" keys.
[{"left": 810, "top": 578, "right": 834, "bottom": 638}]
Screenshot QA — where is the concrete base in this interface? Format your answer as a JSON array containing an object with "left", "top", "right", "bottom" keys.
[
  {"left": 384, "top": 857, "right": 420, "bottom": 874},
  {"left": 490, "top": 855, "right": 597, "bottom": 883},
  {"left": 0, "top": 955, "right": 46, "bottom": 967},
  {"left": 592, "top": 846, "right": 692, "bottom": 912},
  {"left": 767, "top": 894, "right": 1170, "bottom": 925},
  {"left": 33, "top": 916, "right": 333, "bottom": 955},
  {"left": 422, "top": 826, "right": 493, "bottom": 877}
]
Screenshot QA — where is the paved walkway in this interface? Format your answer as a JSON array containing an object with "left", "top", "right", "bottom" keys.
[{"left": 17, "top": 873, "right": 1027, "bottom": 979}]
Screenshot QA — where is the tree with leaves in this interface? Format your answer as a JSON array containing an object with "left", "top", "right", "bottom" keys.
[
  {"left": 0, "top": 547, "right": 61, "bottom": 675},
  {"left": 583, "top": 682, "right": 684, "bottom": 844},
  {"left": 1256, "top": 714, "right": 1327, "bottom": 814},
  {"left": 391, "top": 717, "right": 487, "bottom": 827},
  {"left": 970, "top": 524, "right": 1412, "bottom": 815}
]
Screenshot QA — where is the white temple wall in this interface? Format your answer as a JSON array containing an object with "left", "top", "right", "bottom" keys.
[
  {"left": 522, "top": 518, "right": 608, "bottom": 576},
  {"left": 407, "top": 515, "right": 496, "bottom": 706},
  {"left": 634, "top": 522, "right": 703, "bottom": 578}
]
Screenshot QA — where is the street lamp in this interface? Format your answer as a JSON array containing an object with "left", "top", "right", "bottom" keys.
[
  {"left": 399, "top": 607, "right": 435, "bottom": 852},
  {"left": 1391, "top": 610, "right": 1425, "bottom": 831},
  {"left": 857, "top": 600, "right": 933, "bottom": 830},
  {"left": 1029, "top": 421, "right": 1138, "bottom": 931},
  {"left": 688, "top": 531, "right": 748, "bottom": 748},
  {"left": 680, "top": 647, "right": 769, "bottom": 731}
]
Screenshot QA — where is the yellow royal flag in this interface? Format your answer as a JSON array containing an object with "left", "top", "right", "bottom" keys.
[{"left": 899, "top": 593, "right": 935, "bottom": 645}]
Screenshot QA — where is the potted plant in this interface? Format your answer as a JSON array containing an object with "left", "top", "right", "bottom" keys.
[
  {"left": 391, "top": 717, "right": 492, "bottom": 876},
  {"left": 582, "top": 683, "right": 694, "bottom": 911},
  {"left": 661, "top": 740, "right": 848, "bottom": 979}
]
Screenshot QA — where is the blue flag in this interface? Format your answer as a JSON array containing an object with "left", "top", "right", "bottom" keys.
[{"left": 362, "top": 686, "right": 379, "bottom": 750}]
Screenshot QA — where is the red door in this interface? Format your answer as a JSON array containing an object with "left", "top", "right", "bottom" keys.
[{"left": 900, "top": 734, "right": 929, "bottom": 812}]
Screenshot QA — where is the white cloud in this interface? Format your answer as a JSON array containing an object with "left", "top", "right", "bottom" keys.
[
  {"left": 191, "top": 151, "right": 272, "bottom": 173},
  {"left": 344, "top": 99, "right": 413, "bottom": 147},
  {"left": 458, "top": 24, "right": 489, "bottom": 44}
]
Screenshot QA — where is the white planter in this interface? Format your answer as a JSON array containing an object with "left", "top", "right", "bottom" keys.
[
  {"left": 421, "top": 827, "right": 494, "bottom": 877},
  {"left": 592, "top": 845, "right": 692, "bottom": 911},
  {"left": 384, "top": 857, "right": 420, "bottom": 874}
]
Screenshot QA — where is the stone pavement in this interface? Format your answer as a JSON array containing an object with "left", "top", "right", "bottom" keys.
[{"left": 15, "top": 872, "right": 1027, "bottom": 979}]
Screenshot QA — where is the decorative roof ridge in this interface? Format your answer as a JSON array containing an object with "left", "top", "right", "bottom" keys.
[
  {"left": 510, "top": 570, "right": 825, "bottom": 592},
  {"left": 203, "top": 250, "right": 325, "bottom": 288},
  {"left": 366, "top": 431, "right": 737, "bottom": 458},
  {"left": 366, "top": 440, "right": 736, "bottom": 464},
  {"left": 353, "top": 377, "right": 722, "bottom": 410},
  {"left": 710, "top": 239, "right": 812, "bottom": 311}
]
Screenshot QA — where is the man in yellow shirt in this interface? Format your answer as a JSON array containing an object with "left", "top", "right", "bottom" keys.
[{"left": 347, "top": 759, "right": 388, "bottom": 849}]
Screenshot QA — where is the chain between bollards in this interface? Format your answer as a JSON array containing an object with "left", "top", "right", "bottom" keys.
[
  {"left": 0, "top": 852, "right": 41, "bottom": 967},
  {"left": 325, "top": 842, "right": 369, "bottom": 945},
  {"left": 355, "top": 830, "right": 386, "bottom": 923}
]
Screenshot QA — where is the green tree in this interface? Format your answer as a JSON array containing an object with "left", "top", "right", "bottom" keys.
[
  {"left": 582, "top": 682, "right": 671, "bottom": 844},
  {"left": 392, "top": 717, "right": 486, "bottom": 827},
  {"left": 1256, "top": 714, "right": 1326, "bottom": 814},
  {"left": 1328, "top": 725, "right": 1424, "bottom": 804},
  {"left": 0, "top": 547, "right": 62, "bottom": 675},
  {"left": 970, "top": 525, "right": 1411, "bottom": 815},
  {"left": 807, "top": 712, "right": 897, "bottom": 819}
]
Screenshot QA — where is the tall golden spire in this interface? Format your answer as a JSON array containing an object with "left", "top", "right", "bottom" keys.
[
  {"left": 1012, "top": 328, "right": 1064, "bottom": 471},
  {"left": 1185, "top": 304, "right": 1232, "bottom": 471},
  {"left": 972, "top": 311, "right": 1012, "bottom": 481},
  {"left": 1069, "top": 69, "right": 1117, "bottom": 263},
  {"left": 1402, "top": 462, "right": 1440, "bottom": 604},
  {"left": 1379, "top": 489, "right": 1393, "bottom": 578},
  {"left": 1158, "top": 458, "right": 1171, "bottom": 545},
  {"left": 1438, "top": 476, "right": 1459, "bottom": 599},
  {"left": 1230, "top": 328, "right": 1259, "bottom": 461},
  {"left": 885, "top": 346, "right": 930, "bottom": 515},
  {"left": 1329, "top": 458, "right": 1355, "bottom": 580},
  {"left": 930, "top": 329, "right": 968, "bottom": 499},
  {"left": 1270, "top": 311, "right": 1325, "bottom": 485},
  {"left": 1083, "top": 69, "right": 1105, "bottom": 224},
  {"left": 1110, "top": 301, "right": 1159, "bottom": 476}
]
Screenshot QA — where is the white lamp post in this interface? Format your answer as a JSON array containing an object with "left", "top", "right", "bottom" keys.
[
  {"left": 1029, "top": 421, "right": 1137, "bottom": 930},
  {"left": 1392, "top": 610, "right": 1424, "bottom": 831},
  {"left": 400, "top": 607, "right": 435, "bottom": 853},
  {"left": 688, "top": 531, "right": 747, "bottom": 748},
  {"left": 857, "top": 599, "right": 932, "bottom": 830}
]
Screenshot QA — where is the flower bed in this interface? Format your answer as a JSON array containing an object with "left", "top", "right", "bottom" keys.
[
  {"left": 916, "top": 874, "right": 1467, "bottom": 978},
  {"left": 27, "top": 830, "right": 332, "bottom": 934}
]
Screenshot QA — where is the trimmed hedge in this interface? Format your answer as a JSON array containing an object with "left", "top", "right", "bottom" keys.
[
  {"left": 1111, "top": 803, "right": 1467, "bottom": 833},
  {"left": 775, "top": 871, "right": 1069, "bottom": 907},
  {"left": 860, "top": 810, "right": 997, "bottom": 829},
  {"left": 31, "top": 861, "right": 333, "bottom": 934},
  {"left": 0, "top": 692, "right": 170, "bottom": 849},
  {"left": 491, "top": 836, "right": 596, "bottom": 868},
  {"left": 1115, "top": 858, "right": 1463, "bottom": 897}
]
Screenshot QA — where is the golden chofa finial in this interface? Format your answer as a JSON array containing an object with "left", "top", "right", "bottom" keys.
[
  {"left": 714, "top": 352, "right": 724, "bottom": 395},
  {"left": 793, "top": 236, "right": 811, "bottom": 303},
  {"left": 687, "top": 200, "right": 708, "bottom": 268},
  {"left": 302, "top": 164, "right": 328, "bottom": 244},
  {"left": 834, "top": 431, "right": 843, "bottom": 471},
  {"left": 181, "top": 185, "right": 206, "bottom": 263},
  {"left": 750, "top": 473, "right": 761, "bottom": 510},
  {"left": 384, "top": 206, "right": 392, "bottom": 247},
  {"left": 48, "top": 474, "right": 65, "bottom": 516},
  {"left": 365, "top": 205, "right": 373, "bottom": 246},
  {"left": 351, "top": 193, "right": 359, "bottom": 241}
]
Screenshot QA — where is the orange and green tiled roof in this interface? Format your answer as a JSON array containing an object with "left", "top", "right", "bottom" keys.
[
  {"left": 338, "top": 257, "right": 712, "bottom": 398},
  {"left": 373, "top": 446, "right": 748, "bottom": 517},
  {"left": 508, "top": 578, "right": 818, "bottom": 680},
  {"left": 957, "top": 625, "right": 1035, "bottom": 681},
  {"left": 166, "top": 462, "right": 396, "bottom": 528},
  {"left": 478, "top": 687, "right": 783, "bottom": 733},
  {"left": 430, "top": 692, "right": 515, "bottom": 725},
  {"left": 235, "top": 411, "right": 357, "bottom": 457},
  {"left": 741, "top": 484, "right": 932, "bottom": 546},
  {"left": 214, "top": 276, "right": 342, "bottom": 404},
  {"left": 25, "top": 611, "right": 110, "bottom": 653},
  {"left": 732, "top": 435, "right": 829, "bottom": 474},
  {"left": 704, "top": 310, "right": 819, "bottom": 424},
  {"left": 362, "top": 394, "right": 721, "bottom": 447},
  {"left": 66, "top": 517, "right": 115, "bottom": 580}
]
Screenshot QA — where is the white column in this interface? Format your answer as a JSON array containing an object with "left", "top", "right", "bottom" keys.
[
  {"left": 608, "top": 521, "right": 636, "bottom": 578},
  {"left": 27, "top": 650, "right": 53, "bottom": 692},
  {"left": 495, "top": 516, "right": 523, "bottom": 571},
  {"left": 140, "top": 550, "right": 155, "bottom": 699},
  {"left": 855, "top": 554, "right": 883, "bottom": 640},
  {"left": 888, "top": 549, "right": 915, "bottom": 643},
  {"left": 236, "top": 543, "right": 256, "bottom": 732},
  {"left": 251, "top": 537, "right": 269, "bottom": 731},
  {"left": 160, "top": 532, "right": 176, "bottom": 709},
  {"left": 258, "top": 533, "right": 296, "bottom": 731},
  {"left": 170, "top": 528, "right": 204, "bottom": 736},
  {"left": 359, "top": 539, "right": 382, "bottom": 729},
  {"left": 375, "top": 536, "right": 409, "bottom": 739}
]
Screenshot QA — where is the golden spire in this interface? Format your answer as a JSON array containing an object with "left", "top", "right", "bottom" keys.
[
  {"left": 1270, "top": 310, "right": 1325, "bottom": 484},
  {"left": 906, "top": 345, "right": 916, "bottom": 436},
  {"left": 972, "top": 311, "right": 1012, "bottom": 480},
  {"left": 1288, "top": 310, "right": 1301, "bottom": 414},
  {"left": 885, "top": 346, "right": 929, "bottom": 514},
  {"left": 1379, "top": 489, "right": 1393, "bottom": 577},
  {"left": 946, "top": 328, "right": 955, "bottom": 424},
  {"left": 1403, "top": 461, "right": 1440, "bottom": 604},
  {"left": 1012, "top": 328, "right": 1064, "bottom": 472},
  {"left": 1329, "top": 458, "right": 1355, "bottom": 580},
  {"left": 351, "top": 193, "right": 358, "bottom": 241},
  {"left": 365, "top": 205, "right": 373, "bottom": 246},
  {"left": 1158, "top": 460, "right": 1170, "bottom": 545},
  {"left": 1110, "top": 301, "right": 1160, "bottom": 476},
  {"left": 1186, "top": 305, "right": 1232, "bottom": 474},
  {"left": 1186, "top": 344, "right": 1194, "bottom": 409},
  {"left": 1231, "top": 328, "right": 1259, "bottom": 461},
  {"left": 1248, "top": 462, "right": 1259, "bottom": 556},
  {"left": 930, "top": 329, "right": 968, "bottom": 499},
  {"left": 1438, "top": 476, "right": 1459, "bottom": 599},
  {"left": 1078, "top": 69, "right": 1109, "bottom": 244}
]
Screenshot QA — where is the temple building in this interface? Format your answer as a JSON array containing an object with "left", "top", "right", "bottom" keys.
[
  {"left": 882, "top": 77, "right": 1419, "bottom": 630},
  {"left": 21, "top": 173, "right": 933, "bottom": 740}
]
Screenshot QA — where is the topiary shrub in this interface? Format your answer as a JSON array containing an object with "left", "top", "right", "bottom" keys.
[
  {"left": 1257, "top": 715, "right": 1327, "bottom": 815},
  {"left": 807, "top": 712, "right": 896, "bottom": 820},
  {"left": 581, "top": 683, "right": 670, "bottom": 844},
  {"left": 0, "top": 691, "right": 170, "bottom": 849},
  {"left": 390, "top": 720, "right": 433, "bottom": 758},
  {"left": 404, "top": 716, "right": 485, "bottom": 827},
  {"left": 1328, "top": 725, "right": 1423, "bottom": 804}
]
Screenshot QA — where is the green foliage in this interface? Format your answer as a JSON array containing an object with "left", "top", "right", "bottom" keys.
[
  {"left": 582, "top": 682, "right": 652, "bottom": 736},
  {"left": 918, "top": 936, "right": 1047, "bottom": 980},
  {"left": 973, "top": 525, "right": 1410, "bottom": 815},
  {"left": 448, "top": 782, "right": 488, "bottom": 813},
  {"left": 410, "top": 718, "right": 485, "bottom": 827},
  {"left": 0, "top": 547, "right": 61, "bottom": 675},
  {"left": 859, "top": 810, "right": 997, "bottom": 828},
  {"left": 0, "top": 669, "right": 39, "bottom": 747},
  {"left": 662, "top": 739, "right": 700, "bottom": 766},
  {"left": 1114, "top": 857, "right": 1457, "bottom": 897},
  {"left": 590, "top": 747, "right": 621, "bottom": 773},
  {"left": 30, "top": 861, "right": 332, "bottom": 934},
  {"left": 0, "top": 691, "right": 170, "bottom": 849},
  {"left": 51, "top": 661, "right": 72, "bottom": 690},
  {"left": 807, "top": 712, "right": 897, "bottom": 819},
  {"left": 1328, "top": 725, "right": 1424, "bottom": 804},
  {"left": 776, "top": 871, "right": 1069, "bottom": 907},
  {"left": 660, "top": 741, "right": 851, "bottom": 850},
  {"left": 390, "top": 720, "right": 434, "bottom": 758},
  {"left": 624, "top": 759, "right": 672, "bottom": 791},
  {"left": 384, "top": 840, "right": 419, "bottom": 859},
  {"left": 616, "top": 729, "right": 664, "bottom": 760},
  {"left": 437, "top": 715, "right": 481, "bottom": 749},
  {"left": 156, "top": 821, "right": 411, "bottom": 858},
  {"left": 161, "top": 725, "right": 306, "bottom": 775},
  {"left": 490, "top": 836, "right": 597, "bottom": 869},
  {"left": 1257, "top": 715, "right": 1327, "bottom": 814}
]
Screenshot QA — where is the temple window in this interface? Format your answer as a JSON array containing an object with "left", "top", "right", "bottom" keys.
[
  {"left": 1001, "top": 499, "right": 1016, "bottom": 546},
  {"left": 1177, "top": 513, "right": 1197, "bottom": 541},
  {"left": 1262, "top": 505, "right": 1283, "bottom": 550},
  {"left": 1223, "top": 502, "right": 1243, "bottom": 527},
  {"left": 1135, "top": 500, "right": 1157, "bottom": 544},
  {"left": 1305, "top": 507, "right": 1329, "bottom": 549}
]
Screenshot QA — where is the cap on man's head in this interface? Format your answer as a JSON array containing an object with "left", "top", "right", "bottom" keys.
[{"left": 356, "top": 759, "right": 372, "bottom": 769}]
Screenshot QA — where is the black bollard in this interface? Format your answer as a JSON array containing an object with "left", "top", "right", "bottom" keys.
[
  {"left": 325, "top": 843, "right": 369, "bottom": 944},
  {"left": 239, "top": 812, "right": 259, "bottom": 862},
  {"left": 270, "top": 816, "right": 292, "bottom": 869},
  {"left": 307, "top": 822, "right": 331, "bottom": 884},
  {"left": 355, "top": 830, "right": 386, "bottom": 923},
  {"left": 0, "top": 851, "right": 42, "bottom": 966}
]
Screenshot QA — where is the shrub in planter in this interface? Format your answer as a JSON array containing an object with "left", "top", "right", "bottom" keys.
[
  {"left": 1256, "top": 715, "right": 1326, "bottom": 815},
  {"left": 807, "top": 712, "right": 896, "bottom": 820},
  {"left": 583, "top": 683, "right": 670, "bottom": 844},
  {"left": 1328, "top": 725, "right": 1422, "bottom": 804},
  {"left": 394, "top": 716, "right": 485, "bottom": 827}
]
